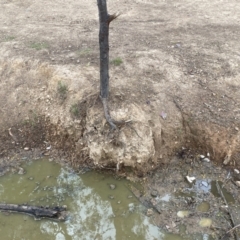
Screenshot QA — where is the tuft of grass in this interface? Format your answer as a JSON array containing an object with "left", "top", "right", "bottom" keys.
[
  {"left": 3, "top": 36, "right": 15, "bottom": 42},
  {"left": 70, "top": 103, "right": 80, "bottom": 117},
  {"left": 57, "top": 81, "right": 68, "bottom": 100},
  {"left": 77, "top": 48, "right": 92, "bottom": 57},
  {"left": 24, "top": 110, "right": 39, "bottom": 127},
  {"left": 111, "top": 57, "right": 123, "bottom": 66},
  {"left": 29, "top": 42, "right": 49, "bottom": 50}
]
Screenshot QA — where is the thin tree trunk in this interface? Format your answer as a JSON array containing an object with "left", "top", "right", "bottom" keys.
[
  {"left": 97, "top": 0, "right": 119, "bottom": 129},
  {"left": 97, "top": 0, "right": 109, "bottom": 99},
  {"left": 0, "top": 203, "right": 67, "bottom": 221}
]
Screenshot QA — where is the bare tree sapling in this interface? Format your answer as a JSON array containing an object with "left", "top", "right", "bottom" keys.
[{"left": 97, "top": 0, "right": 120, "bottom": 129}]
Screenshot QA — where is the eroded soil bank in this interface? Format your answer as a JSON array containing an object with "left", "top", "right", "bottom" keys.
[
  {"left": 0, "top": 0, "right": 240, "bottom": 238},
  {"left": 0, "top": 0, "right": 240, "bottom": 171}
]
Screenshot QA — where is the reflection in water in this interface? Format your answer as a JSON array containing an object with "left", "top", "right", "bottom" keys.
[
  {"left": 132, "top": 218, "right": 164, "bottom": 239},
  {"left": 160, "top": 194, "right": 171, "bottom": 202},
  {"left": 56, "top": 170, "right": 116, "bottom": 240},
  {"left": 0, "top": 160, "right": 173, "bottom": 240},
  {"left": 195, "top": 179, "right": 211, "bottom": 193}
]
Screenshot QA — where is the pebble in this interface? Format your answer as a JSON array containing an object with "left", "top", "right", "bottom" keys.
[
  {"left": 201, "top": 181, "right": 208, "bottom": 187},
  {"left": 128, "top": 203, "right": 135, "bottom": 212},
  {"left": 186, "top": 176, "right": 196, "bottom": 183},
  {"left": 235, "top": 181, "right": 240, "bottom": 187},
  {"left": 160, "top": 111, "right": 167, "bottom": 119},
  {"left": 203, "top": 158, "right": 210, "bottom": 162},
  {"left": 175, "top": 43, "right": 181, "bottom": 48},
  {"left": 146, "top": 208, "right": 153, "bottom": 216},
  {"left": 220, "top": 205, "right": 229, "bottom": 213},
  {"left": 24, "top": 147, "right": 30, "bottom": 151},
  {"left": 234, "top": 169, "right": 240, "bottom": 174},
  {"left": 200, "top": 155, "right": 205, "bottom": 159},
  {"left": 109, "top": 184, "right": 116, "bottom": 190},
  {"left": 199, "top": 218, "right": 212, "bottom": 227},
  {"left": 18, "top": 168, "right": 25, "bottom": 175},
  {"left": 177, "top": 211, "right": 189, "bottom": 218},
  {"left": 108, "top": 195, "right": 114, "bottom": 199},
  {"left": 150, "top": 198, "right": 157, "bottom": 206},
  {"left": 151, "top": 190, "right": 158, "bottom": 198}
]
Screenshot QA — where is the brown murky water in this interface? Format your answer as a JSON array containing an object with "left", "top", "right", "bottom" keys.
[{"left": 0, "top": 160, "right": 185, "bottom": 240}]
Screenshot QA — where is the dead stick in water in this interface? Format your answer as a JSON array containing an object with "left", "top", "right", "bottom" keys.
[
  {"left": 0, "top": 203, "right": 67, "bottom": 221},
  {"left": 217, "top": 181, "right": 239, "bottom": 240},
  {"left": 127, "top": 185, "right": 161, "bottom": 214}
]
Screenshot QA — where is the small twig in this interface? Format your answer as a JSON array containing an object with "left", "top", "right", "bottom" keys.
[
  {"left": 127, "top": 185, "right": 161, "bottom": 214},
  {"left": 8, "top": 128, "right": 18, "bottom": 142},
  {"left": 222, "top": 171, "right": 231, "bottom": 188},
  {"left": 125, "top": 122, "right": 142, "bottom": 139},
  {"left": 217, "top": 181, "right": 239, "bottom": 240},
  {"left": 99, "top": 165, "right": 116, "bottom": 170},
  {"left": 216, "top": 181, "right": 228, "bottom": 206},
  {"left": 112, "top": 120, "right": 142, "bottom": 139},
  {"left": 226, "top": 224, "right": 240, "bottom": 235}
]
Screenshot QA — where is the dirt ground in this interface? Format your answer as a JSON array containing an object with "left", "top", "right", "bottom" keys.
[{"left": 0, "top": 0, "right": 240, "bottom": 238}]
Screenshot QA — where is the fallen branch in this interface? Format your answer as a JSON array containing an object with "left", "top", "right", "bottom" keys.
[
  {"left": 226, "top": 224, "right": 240, "bottom": 235},
  {"left": 217, "top": 181, "right": 239, "bottom": 240},
  {"left": 0, "top": 203, "right": 67, "bottom": 221},
  {"left": 127, "top": 185, "right": 161, "bottom": 214}
]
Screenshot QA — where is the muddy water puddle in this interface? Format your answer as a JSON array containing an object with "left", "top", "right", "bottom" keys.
[{"left": 0, "top": 160, "right": 184, "bottom": 240}]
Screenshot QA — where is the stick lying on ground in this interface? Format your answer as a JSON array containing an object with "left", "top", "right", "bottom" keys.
[{"left": 0, "top": 203, "right": 67, "bottom": 221}]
